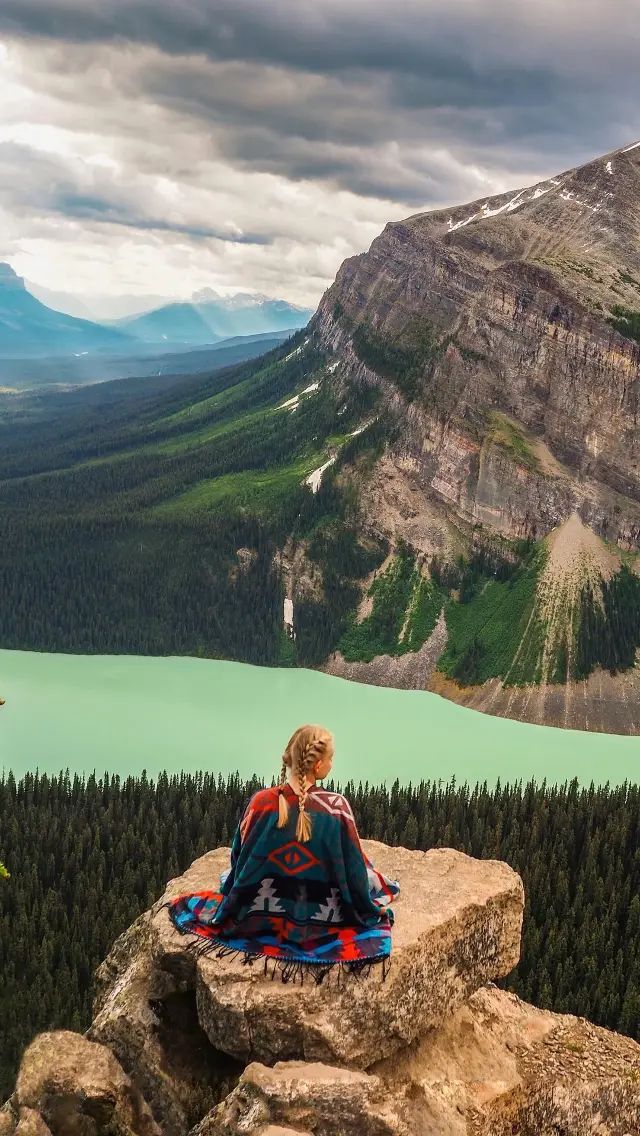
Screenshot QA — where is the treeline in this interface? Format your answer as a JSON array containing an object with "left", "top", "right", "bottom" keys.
[
  {"left": 0, "top": 515, "right": 285, "bottom": 662},
  {"left": 0, "top": 336, "right": 383, "bottom": 664},
  {"left": 1, "top": 772, "right": 639, "bottom": 1099},
  {"left": 608, "top": 305, "right": 640, "bottom": 345},
  {"left": 575, "top": 566, "right": 640, "bottom": 678}
]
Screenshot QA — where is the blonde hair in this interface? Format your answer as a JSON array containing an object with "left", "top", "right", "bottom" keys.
[{"left": 277, "top": 725, "right": 334, "bottom": 842}]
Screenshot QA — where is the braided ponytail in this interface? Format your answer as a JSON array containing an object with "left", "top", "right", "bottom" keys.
[
  {"left": 274, "top": 725, "right": 334, "bottom": 842},
  {"left": 277, "top": 755, "right": 289, "bottom": 828},
  {"left": 294, "top": 742, "right": 311, "bottom": 842}
]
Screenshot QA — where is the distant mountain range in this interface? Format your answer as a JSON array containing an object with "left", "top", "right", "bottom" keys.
[
  {"left": 0, "top": 330, "right": 295, "bottom": 391},
  {"left": 2, "top": 141, "right": 640, "bottom": 733},
  {"left": 0, "top": 264, "right": 134, "bottom": 358},
  {"left": 2, "top": 265, "right": 312, "bottom": 358},
  {"left": 24, "top": 284, "right": 182, "bottom": 322},
  {"left": 113, "top": 292, "right": 313, "bottom": 346}
]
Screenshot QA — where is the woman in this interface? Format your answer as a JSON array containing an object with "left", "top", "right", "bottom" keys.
[{"left": 168, "top": 725, "right": 399, "bottom": 980}]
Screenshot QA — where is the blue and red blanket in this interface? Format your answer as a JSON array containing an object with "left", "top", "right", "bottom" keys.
[{"left": 168, "top": 784, "right": 399, "bottom": 978}]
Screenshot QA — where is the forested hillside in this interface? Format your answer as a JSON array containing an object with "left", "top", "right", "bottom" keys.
[
  {"left": 0, "top": 332, "right": 384, "bottom": 663},
  {"left": 2, "top": 141, "right": 640, "bottom": 730},
  {"left": 1, "top": 772, "right": 639, "bottom": 1100}
]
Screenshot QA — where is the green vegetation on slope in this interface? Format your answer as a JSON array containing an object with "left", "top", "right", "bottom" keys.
[
  {"left": 575, "top": 566, "right": 640, "bottom": 678},
  {"left": 0, "top": 333, "right": 386, "bottom": 663},
  {"left": 438, "top": 540, "right": 640, "bottom": 689},
  {"left": 1, "top": 772, "right": 639, "bottom": 1099},
  {"left": 485, "top": 411, "right": 541, "bottom": 472},
  {"left": 608, "top": 306, "right": 640, "bottom": 343},
  {"left": 339, "top": 542, "right": 442, "bottom": 662},
  {"left": 150, "top": 458, "right": 323, "bottom": 519},
  {"left": 350, "top": 318, "right": 441, "bottom": 402},
  {"left": 294, "top": 518, "right": 389, "bottom": 667},
  {"left": 438, "top": 549, "right": 547, "bottom": 686}
]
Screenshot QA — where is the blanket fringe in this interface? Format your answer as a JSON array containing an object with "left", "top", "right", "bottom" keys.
[
  {"left": 161, "top": 900, "right": 392, "bottom": 984},
  {"left": 175, "top": 932, "right": 391, "bottom": 984}
]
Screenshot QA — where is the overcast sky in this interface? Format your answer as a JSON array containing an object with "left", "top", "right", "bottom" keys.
[{"left": 0, "top": 0, "right": 638, "bottom": 307}]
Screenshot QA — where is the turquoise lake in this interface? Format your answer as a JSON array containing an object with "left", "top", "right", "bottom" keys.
[{"left": 0, "top": 649, "right": 638, "bottom": 786}]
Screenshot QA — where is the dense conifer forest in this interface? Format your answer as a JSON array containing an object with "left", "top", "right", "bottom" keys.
[
  {"left": 1, "top": 771, "right": 639, "bottom": 1100},
  {"left": 2, "top": 329, "right": 640, "bottom": 687}
]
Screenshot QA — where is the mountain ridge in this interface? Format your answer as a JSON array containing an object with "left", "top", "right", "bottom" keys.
[
  {"left": 114, "top": 295, "right": 313, "bottom": 346},
  {"left": 1, "top": 141, "right": 640, "bottom": 730},
  {"left": 0, "top": 264, "right": 137, "bottom": 358}
]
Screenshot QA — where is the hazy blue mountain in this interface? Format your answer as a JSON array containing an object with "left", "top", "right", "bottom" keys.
[
  {"left": 115, "top": 301, "right": 222, "bottom": 346},
  {"left": 0, "top": 264, "right": 136, "bottom": 358},
  {"left": 116, "top": 290, "right": 313, "bottom": 346},
  {"left": 0, "top": 329, "right": 295, "bottom": 391},
  {"left": 24, "top": 283, "right": 181, "bottom": 322},
  {"left": 23, "top": 281, "right": 97, "bottom": 321}
]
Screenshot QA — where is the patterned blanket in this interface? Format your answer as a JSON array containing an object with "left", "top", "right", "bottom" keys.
[{"left": 168, "top": 784, "right": 399, "bottom": 979}]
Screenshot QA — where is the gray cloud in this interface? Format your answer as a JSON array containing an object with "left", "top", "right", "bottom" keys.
[
  {"left": 0, "top": 141, "right": 271, "bottom": 243},
  {"left": 0, "top": 0, "right": 638, "bottom": 302},
  {"left": 4, "top": 1, "right": 636, "bottom": 203},
  {"left": 1, "top": 1, "right": 639, "bottom": 79}
]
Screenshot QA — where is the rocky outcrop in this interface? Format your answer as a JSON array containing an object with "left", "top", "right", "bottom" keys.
[
  {"left": 4, "top": 843, "right": 640, "bottom": 1134},
  {"left": 194, "top": 841, "right": 523, "bottom": 1067},
  {"left": 201, "top": 987, "right": 640, "bottom": 1135},
  {"left": 375, "top": 984, "right": 640, "bottom": 1136},
  {"left": 90, "top": 895, "right": 242, "bottom": 1135},
  {"left": 1, "top": 1031, "right": 160, "bottom": 1136},
  {"left": 315, "top": 144, "right": 640, "bottom": 545},
  {"left": 196, "top": 1062, "right": 410, "bottom": 1136}
]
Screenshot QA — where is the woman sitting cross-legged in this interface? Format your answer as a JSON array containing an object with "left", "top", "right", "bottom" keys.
[{"left": 168, "top": 725, "right": 399, "bottom": 980}]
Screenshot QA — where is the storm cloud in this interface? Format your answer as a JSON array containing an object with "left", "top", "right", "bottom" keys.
[{"left": 0, "top": 0, "right": 638, "bottom": 306}]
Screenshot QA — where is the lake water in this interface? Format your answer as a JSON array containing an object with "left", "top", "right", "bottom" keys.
[{"left": 0, "top": 649, "right": 638, "bottom": 787}]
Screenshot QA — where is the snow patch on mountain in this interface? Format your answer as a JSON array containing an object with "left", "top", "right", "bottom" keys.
[
  {"left": 305, "top": 457, "right": 336, "bottom": 494},
  {"left": 447, "top": 182, "right": 557, "bottom": 234},
  {"left": 278, "top": 377, "right": 319, "bottom": 413}
]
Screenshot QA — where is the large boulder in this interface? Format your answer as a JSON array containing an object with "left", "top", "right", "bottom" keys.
[
  {"left": 192, "top": 986, "right": 640, "bottom": 1136},
  {"left": 374, "top": 984, "right": 640, "bottom": 1135},
  {"left": 192, "top": 1061, "right": 412, "bottom": 1136},
  {"left": 12, "top": 1031, "right": 160, "bottom": 1136},
  {"left": 150, "top": 848, "right": 233, "bottom": 985},
  {"left": 90, "top": 911, "right": 242, "bottom": 1135},
  {"left": 14, "top": 1111, "right": 52, "bottom": 1136},
  {"left": 149, "top": 841, "right": 523, "bottom": 1067}
]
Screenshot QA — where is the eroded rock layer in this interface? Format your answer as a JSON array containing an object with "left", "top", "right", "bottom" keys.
[{"left": 4, "top": 845, "right": 640, "bottom": 1135}]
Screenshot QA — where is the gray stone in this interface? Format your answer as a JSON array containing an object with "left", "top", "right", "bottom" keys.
[
  {"left": 15, "top": 1030, "right": 160, "bottom": 1136},
  {"left": 189, "top": 841, "right": 524, "bottom": 1067},
  {"left": 91, "top": 907, "right": 241, "bottom": 1135},
  {"left": 192, "top": 1061, "right": 410, "bottom": 1136}
]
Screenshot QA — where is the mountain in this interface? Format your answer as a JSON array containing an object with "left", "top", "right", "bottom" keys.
[
  {"left": 115, "top": 292, "right": 313, "bottom": 346},
  {"left": 1, "top": 142, "right": 640, "bottom": 731},
  {"left": 24, "top": 284, "right": 182, "bottom": 322},
  {"left": 0, "top": 264, "right": 136, "bottom": 357},
  {"left": 0, "top": 330, "right": 295, "bottom": 392},
  {"left": 23, "top": 281, "right": 97, "bottom": 321},
  {"left": 308, "top": 138, "right": 640, "bottom": 729}
]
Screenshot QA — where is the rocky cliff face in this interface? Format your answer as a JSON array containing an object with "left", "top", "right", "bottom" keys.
[
  {"left": 2, "top": 843, "right": 639, "bottom": 1135},
  {"left": 315, "top": 142, "right": 640, "bottom": 544},
  {"left": 296, "top": 143, "right": 640, "bottom": 728}
]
